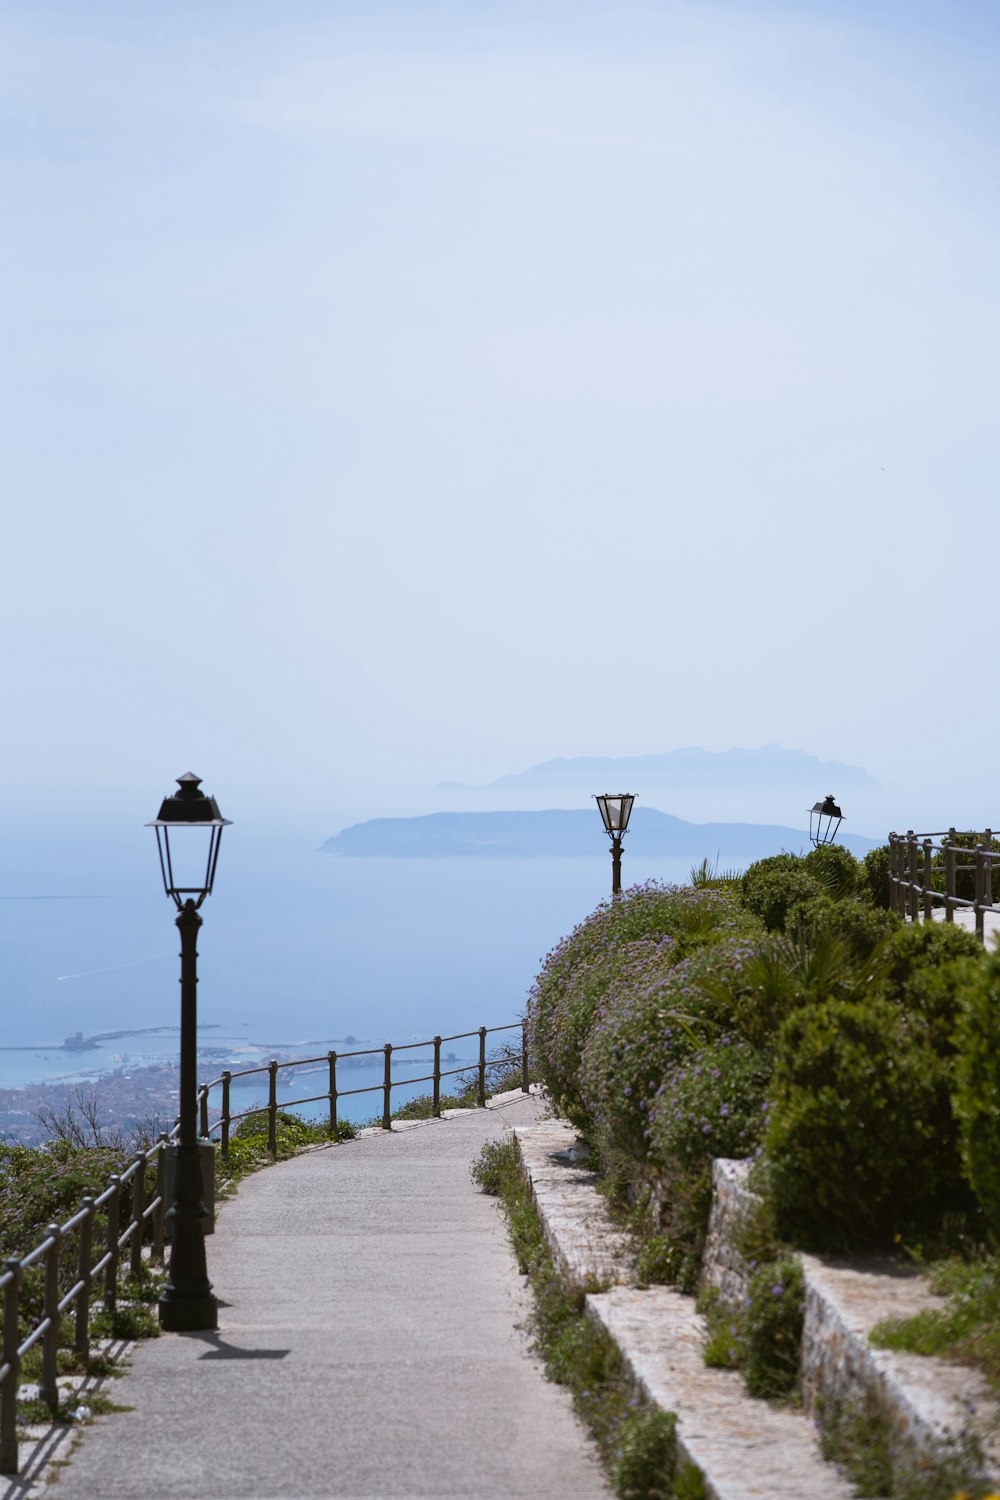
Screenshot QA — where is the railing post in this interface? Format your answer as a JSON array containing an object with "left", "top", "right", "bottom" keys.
[
  {"left": 382, "top": 1044, "right": 392, "bottom": 1131},
  {"left": 267, "top": 1061, "right": 278, "bottom": 1155},
  {"left": 887, "top": 834, "right": 897, "bottom": 913},
  {"left": 985, "top": 830, "right": 995, "bottom": 912},
  {"left": 433, "top": 1036, "right": 441, "bottom": 1118},
  {"left": 328, "top": 1051, "right": 338, "bottom": 1139},
  {"left": 41, "top": 1224, "right": 61, "bottom": 1413},
  {"left": 200, "top": 1086, "right": 210, "bottom": 1141},
  {"left": 945, "top": 829, "right": 957, "bottom": 923},
  {"left": 130, "top": 1155, "right": 146, "bottom": 1280},
  {"left": 478, "top": 1027, "right": 487, "bottom": 1108},
  {"left": 220, "top": 1072, "right": 231, "bottom": 1158},
  {"left": 522, "top": 1020, "right": 530, "bottom": 1094},
  {"left": 104, "top": 1175, "right": 120, "bottom": 1313},
  {"left": 1, "top": 1260, "right": 22, "bottom": 1475},
  {"left": 75, "top": 1199, "right": 94, "bottom": 1359},
  {"left": 152, "top": 1139, "right": 167, "bottom": 1265},
  {"left": 922, "top": 838, "right": 933, "bottom": 920},
  {"left": 907, "top": 831, "right": 919, "bottom": 921},
  {"left": 976, "top": 846, "right": 986, "bottom": 943}
]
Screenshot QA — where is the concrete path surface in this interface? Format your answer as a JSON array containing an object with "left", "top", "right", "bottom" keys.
[{"left": 39, "top": 1093, "right": 610, "bottom": 1500}]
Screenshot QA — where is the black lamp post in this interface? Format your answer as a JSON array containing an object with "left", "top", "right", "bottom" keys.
[
  {"left": 809, "top": 794, "right": 843, "bottom": 848},
  {"left": 594, "top": 794, "right": 636, "bottom": 898},
  {"left": 148, "top": 773, "right": 231, "bottom": 1332}
]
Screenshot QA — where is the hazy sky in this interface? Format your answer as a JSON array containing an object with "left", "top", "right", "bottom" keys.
[{"left": 3, "top": 0, "right": 998, "bottom": 833}]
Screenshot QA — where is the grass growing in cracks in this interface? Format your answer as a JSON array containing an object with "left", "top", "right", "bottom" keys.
[{"left": 471, "top": 1135, "right": 697, "bottom": 1500}]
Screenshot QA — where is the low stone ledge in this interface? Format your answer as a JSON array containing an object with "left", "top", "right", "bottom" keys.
[
  {"left": 700, "top": 1158, "right": 1000, "bottom": 1480},
  {"left": 512, "top": 1120, "right": 634, "bottom": 1291},
  {"left": 588, "top": 1286, "right": 854, "bottom": 1500}
]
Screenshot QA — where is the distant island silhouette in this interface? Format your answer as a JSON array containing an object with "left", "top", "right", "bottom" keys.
[{"left": 322, "top": 806, "right": 879, "bottom": 860}]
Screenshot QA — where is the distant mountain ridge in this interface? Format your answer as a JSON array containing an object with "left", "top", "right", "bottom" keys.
[
  {"left": 322, "top": 807, "right": 880, "bottom": 860},
  {"left": 436, "top": 744, "right": 878, "bottom": 795}
]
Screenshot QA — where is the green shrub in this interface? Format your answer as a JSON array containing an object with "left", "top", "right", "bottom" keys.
[
  {"left": 880, "top": 921, "right": 983, "bottom": 1056},
  {"left": 766, "top": 997, "right": 965, "bottom": 1249},
  {"left": 881, "top": 919, "right": 982, "bottom": 999},
  {"left": 804, "top": 842, "right": 860, "bottom": 899},
  {"left": 744, "top": 1256, "right": 804, "bottom": 1399},
  {"left": 740, "top": 855, "right": 824, "bottom": 932},
  {"left": 955, "top": 953, "right": 1000, "bottom": 1235},
  {"left": 647, "top": 1038, "right": 772, "bottom": 1176},
  {"left": 860, "top": 844, "right": 891, "bottom": 908},
  {"left": 787, "top": 894, "right": 899, "bottom": 964},
  {"left": 711, "top": 930, "right": 885, "bottom": 1049},
  {"left": 609, "top": 1406, "right": 677, "bottom": 1499},
  {"left": 471, "top": 1137, "right": 521, "bottom": 1196},
  {"left": 635, "top": 1233, "right": 684, "bottom": 1288}
]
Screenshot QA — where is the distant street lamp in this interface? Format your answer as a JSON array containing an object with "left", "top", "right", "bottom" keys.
[
  {"left": 148, "top": 773, "right": 231, "bottom": 1332},
  {"left": 594, "top": 794, "right": 636, "bottom": 898},
  {"left": 809, "top": 794, "right": 843, "bottom": 848}
]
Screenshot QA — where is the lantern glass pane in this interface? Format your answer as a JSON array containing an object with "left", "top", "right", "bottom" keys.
[{"left": 160, "top": 825, "right": 221, "bottom": 901}]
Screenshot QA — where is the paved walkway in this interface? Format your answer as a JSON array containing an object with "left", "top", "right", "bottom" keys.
[{"left": 32, "top": 1094, "right": 609, "bottom": 1500}]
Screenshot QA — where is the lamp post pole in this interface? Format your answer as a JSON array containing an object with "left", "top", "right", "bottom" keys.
[
  {"left": 149, "top": 772, "right": 229, "bottom": 1334},
  {"left": 593, "top": 794, "right": 636, "bottom": 901},
  {"left": 159, "top": 898, "right": 216, "bottom": 1332}
]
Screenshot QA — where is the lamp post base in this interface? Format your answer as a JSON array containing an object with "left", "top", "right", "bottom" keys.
[{"left": 158, "top": 1289, "right": 218, "bottom": 1332}]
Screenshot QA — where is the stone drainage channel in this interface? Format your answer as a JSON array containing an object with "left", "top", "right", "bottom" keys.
[{"left": 513, "top": 1117, "right": 1000, "bottom": 1500}]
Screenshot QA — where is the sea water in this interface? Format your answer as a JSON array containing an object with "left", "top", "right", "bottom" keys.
[{"left": 0, "top": 824, "right": 694, "bottom": 1122}]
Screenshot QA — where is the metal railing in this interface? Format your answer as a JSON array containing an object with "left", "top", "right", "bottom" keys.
[
  {"left": 888, "top": 828, "right": 1000, "bottom": 942},
  {"left": 0, "top": 1017, "right": 528, "bottom": 1476},
  {"left": 196, "top": 1020, "right": 529, "bottom": 1154},
  {"left": 1, "top": 1134, "right": 171, "bottom": 1475}
]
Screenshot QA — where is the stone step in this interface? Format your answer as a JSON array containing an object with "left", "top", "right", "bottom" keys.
[
  {"left": 589, "top": 1285, "right": 853, "bottom": 1500},
  {"left": 514, "top": 1121, "right": 854, "bottom": 1500},
  {"left": 702, "top": 1158, "right": 1000, "bottom": 1481}
]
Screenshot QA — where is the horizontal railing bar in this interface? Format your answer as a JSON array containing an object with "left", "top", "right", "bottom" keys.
[
  {"left": 89, "top": 1250, "right": 114, "bottom": 1281},
  {"left": 117, "top": 1223, "right": 139, "bottom": 1252},
  {"left": 19, "top": 1234, "right": 57, "bottom": 1272},
  {"left": 57, "top": 1279, "right": 87, "bottom": 1317},
  {"left": 17, "top": 1318, "right": 52, "bottom": 1358},
  {"left": 61, "top": 1205, "right": 94, "bottom": 1234},
  {"left": 94, "top": 1183, "right": 120, "bottom": 1210},
  {"left": 437, "top": 1029, "right": 486, "bottom": 1044},
  {"left": 141, "top": 1197, "right": 163, "bottom": 1223},
  {"left": 0, "top": 1359, "right": 13, "bottom": 1388}
]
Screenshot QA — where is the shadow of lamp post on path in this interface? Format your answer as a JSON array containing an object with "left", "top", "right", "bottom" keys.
[
  {"left": 593, "top": 794, "right": 636, "bottom": 899},
  {"left": 148, "top": 773, "right": 231, "bottom": 1333},
  {"left": 809, "top": 794, "right": 844, "bottom": 848}
]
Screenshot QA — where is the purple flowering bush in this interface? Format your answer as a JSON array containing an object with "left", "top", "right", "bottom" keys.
[
  {"left": 579, "top": 935, "right": 762, "bottom": 1159},
  {"left": 647, "top": 1038, "right": 773, "bottom": 1176},
  {"left": 528, "top": 882, "right": 760, "bottom": 1125}
]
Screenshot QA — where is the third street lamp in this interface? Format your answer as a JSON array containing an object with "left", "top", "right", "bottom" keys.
[
  {"left": 594, "top": 793, "right": 636, "bottom": 899},
  {"left": 148, "top": 773, "right": 231, "bottom": 1332},
  {"left": 809, "top": 794, "right": 844, "bottom": 848}
]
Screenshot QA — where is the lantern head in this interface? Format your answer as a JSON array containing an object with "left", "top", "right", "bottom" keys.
[
  {"left": 594, "top": 794, "right": 636, "bottom": 838},
  {"left": 809, "top": 794, "right": 843, "bottom": 848},
  {"left": 147, "top": 773, "right": 231, "bottom": 908}
]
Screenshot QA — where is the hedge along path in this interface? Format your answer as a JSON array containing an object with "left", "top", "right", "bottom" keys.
[{"left": 33, "top": 1090, "right": 611, "bottom": 1500}]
